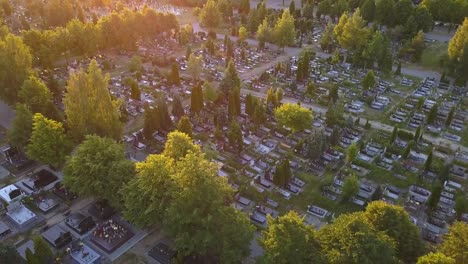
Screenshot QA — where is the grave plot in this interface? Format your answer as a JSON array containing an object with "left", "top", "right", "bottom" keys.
[
  {"left": 41, "top": 224, "right": 73, "bottom": 248},
  {"left": 67, "top": 240, "right": 101, "bottom": 264},
  {"left": 91, "top": 218, "right": 135, "bottom": 253},
  {"left": 33, "top": 192, "right": 60, "bottom": 214},
  {"left": 53, "top": 182, "right": 78, "bottom": 201},
  {"left": 88, "top": 200, "right": 116, "bottom": 222},
  {"left": 65, "top": 213, "right": 96, "bottom": 236},
  {"left": 21, "top": 169, "right": 59, "bottom": 192}
]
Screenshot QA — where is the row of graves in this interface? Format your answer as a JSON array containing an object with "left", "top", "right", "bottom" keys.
[
  {"left": 387, "top": 78, "right": 435, "bottom": 128},
  {"left": 411, "top": 180, "right": 465, "bottom": 244},
  {"left": 0, "top": 158, "right": 66, "bottom": 239},
  {"left": 16, "top": 199, "right": 147, "bottom": 264},
  {"left": 0, "top": 147, "right": 147, "bottom": 263}
]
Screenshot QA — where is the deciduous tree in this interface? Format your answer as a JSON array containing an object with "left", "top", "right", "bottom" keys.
[
  {"left": 26, "top": 113, "right": 70, "bottom": 168},
  {"left": 64, "top": 60, "right": 122, "bottom": 141},
  {"left": 162, "top": 131, "right": 201, "bottom": 161},
  {"left": 364, "top": 201, "right": 425, "bottom": 263},
  {"left": 123, "top": 154, "right": 175, "bottom": 227},
  {"left": 8, "top": 104, "right": 33, "bottom": 150},
  {"left": 177, "top": 116, "right": 193, "bottom": 138},
  {"left": 0, "top": 34, "right": 33, "bottom": 104},
  {"left": 273, "top": 10, "right": 296, "bottom": 49},
  {"left": 63, "top": 135, "right": 135, "bottom": 209},
  {"left": 260, "top": 211, "right": 324, "bottom": 263},
  {"left": 439, "top": 222, "right": 468, "bottom": 263},
  {"left": 317, "top": 212, "right": 397, "bottom": 263},
  {"left": 274, "top": 103, "right": 312, "bottom": 132},
  {"left": 19, "top": 76, "right": 56, "bottom": 118}
]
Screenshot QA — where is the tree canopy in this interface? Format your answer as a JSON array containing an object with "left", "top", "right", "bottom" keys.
[
  {"left": 273, "top": 9, "right": 296, "bottom": 49},
  {"left": 364, "top": 201, "right": 425, "bottom": 263},
  {"left": 274, "top": 103, "right": 313, "bottom": 132},
  {"left": 260, "top": 211, "right": 325, "bottom": 264},
  {"left": 317, "top": 212, "right": 397, "bottom": 263},
  {"left": 63, "top": 135, "right": 135, "bottom": 209},
  {"left": 26, "top": 113, "right": 70, "bottom": 168},
  {"left": 439, "top": 221, "right": 468, "bottom": 263},
  {"left": 0, "top": 33, "right": 33, "bottom": 104},
  {"left": 64, "top": 60, "right": 122, "bottom": 141}
]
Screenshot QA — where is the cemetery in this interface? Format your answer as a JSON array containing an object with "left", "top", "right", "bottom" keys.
[{"left": 0, "top": 0, "right": 466, "bottom": 262}]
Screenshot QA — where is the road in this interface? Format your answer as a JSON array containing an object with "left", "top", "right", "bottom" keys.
[
  {"left": 191, "top": 23, "right": 465, "bottom": 152},
  {"left": 0, "top": 100, "right": 15, "bottom": 129}
]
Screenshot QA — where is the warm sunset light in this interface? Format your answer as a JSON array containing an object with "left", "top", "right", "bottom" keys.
[{"left": 0, "top": 0, "right": 467, "bottom": 263}]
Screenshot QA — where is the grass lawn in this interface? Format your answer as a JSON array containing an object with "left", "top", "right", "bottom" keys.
[{"left": 420, "top": 42, "right": 448, "bottom": 71}]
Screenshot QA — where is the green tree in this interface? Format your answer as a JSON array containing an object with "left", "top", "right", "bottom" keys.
[
  {"left": 130, "top": 80, "right": 141, "bottom": 101},
  {"left": 8, "top": 104, "right": 33, "bottom": 150},
  {"left": 303, "top": 2, "right": 314, "bottom": 19},
  {"left": 63, "top": 135, "right": 135, "bottom": 209},
  {"left": 203, "top": 82, "right": 219, "bottom": 102},
  {"left": 439, "top": 222, "right": 468, "bottom": 263},
  {"left": 364, "top": 201, "right": 425, "bottom": 263},
  {"left": 273, "top": 158, "right": 292, "bottom": 187},
  {"left": 33, "top": 236, "right": 53, "bottom": 264},
  {"left": 26, "top": 113, "right": 70, "bottom": 168},
  {"left": 411, "top": 31, "right": 426, "bottom": 61},
  {"left": 317, "top": 212, "right": 397, "bottom": 263},
  {"left": 448, "top": 18, "right": 468, "bottom": 63},
  {"left": 228, "top": 120, "right": 243, "bottom": 152},
  {"left": 342, "top": 174, "right": 359, "bottom": 201},
  {"left": 177, "top": 116, "right": 193, "bottom": 139},
  {"left": 187, "top": 54, "right": 202, "bottom": 81},
  {"left": 289, "top": 0, "right": 296, "bottom": 15},
  {"left": 414, "top": 6, "right": 433, "bottom": 33},
  {"left": 362, "top": 70, "right": 376, "bottom": 90},
  {"left": 415, "top": 125, "right": 423, "bottom": 142},
  {"left": 0, "top": 34, "right": 33, "bottom": 104},
  {"left": 123, "top": 154, "right": 175, "bottom": 227},
  {"left": 162, "top": 131, "right": 201, "bottom": 161},
  {"left": 0, "top": 243, "right": 22, "bottom": 263},
  {"left": 172, "top": 95, "right": 185, "bottom": 119},
  {"left": 321, "top": 22, "right": 335, "bottom": 51},
  {"left": 360, "top": 0, "right": 375, "bottom": 22},
  {"left": 220, "top": 59, "right": 241, "bottom": 95},
  {"left": 427, "top": 103, "right": 439, "bottom": 124},
  {"left": 238, "top": 26, "right": 248, "bottom": 43},
  {"left": 169, "top": 63, "right": 181, "bottom": 85},
  {"left": 273, "top": 10, "right": 296, "bottom": 49},
  {"left": 164, "top": 152, "right": 254, "bottom": 262},
  {"left": 274, "top": 103, "right": 312, "bottom": 132},
  {"left": 329, "top": 84, "right": 339, "bottom": 103},
  {"left": 64, "top": 60, "right": 122, "bottom": 141},
  {"left": 256, "top": 18, "right": 271, "bottom": 48},
  {"left": 424, "top": 150, "right": 433, "bottom": 171},
  {"left": 260, "top": 211, "right": 324, "bottom": 264},
  {"left": 128, "top": 55, "right": 143, "bottom": 73},
  {"left": 390, "top": 126, "right": 398, "bottom": 143},
  {"left": 335, "top": 9, "right": 370, "bottom": 52},
  {"left": 191, "top": 84, "right": 204, "bottom": 114},
  {"left": 239, "top": 0, "right": 251, "bottom": 13},
  {"left": 25, "top": 248, "right": 40, "bottom": 264},
  {"left": 417, "top": 253, "right": 455, "bottom": 264},
  {"left": 19, "top": 76, "right": 56, "bottom": 118},
  {"left": 427, "top": 184, "right": 442, "bottom": 211},
  {"left": 200, "top": 0, "right": 221, "bottom": 28},
  {"left": 454, "top": 194, "right": 468, "bottom": 219},
  {"left": 346, "top": 143, "right": 359, "bottom": 164},
  {"left": 375, "top": 0, "right": 395, "bottom": 26}
]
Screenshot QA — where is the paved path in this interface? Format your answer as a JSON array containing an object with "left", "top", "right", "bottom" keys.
[
  {"left": 192, "top": 22, "right": 464, "bottom": 152},
  {"left": 0, "top": 100, "right": 14, "bottom": 129}
]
